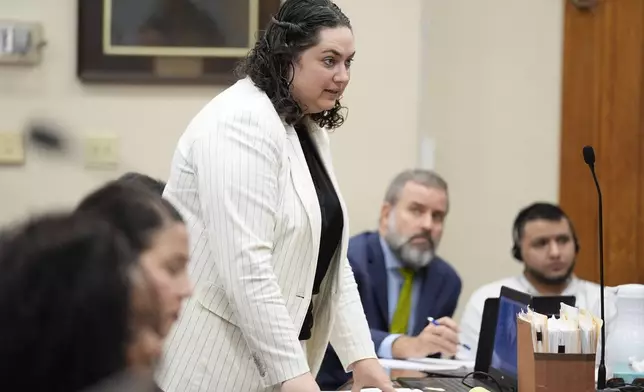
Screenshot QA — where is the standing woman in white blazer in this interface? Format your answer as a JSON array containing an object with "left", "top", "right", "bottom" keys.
[{"left": 156, "top": 1, "right": 394, "bottom": 391}]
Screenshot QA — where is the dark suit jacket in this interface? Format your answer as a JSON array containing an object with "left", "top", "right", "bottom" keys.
[{"left": 316, "top": 231, "right": 462, "bottom": 390}]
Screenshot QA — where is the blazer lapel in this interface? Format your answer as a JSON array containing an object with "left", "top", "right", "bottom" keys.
[
  {"left": 284, "top": 126, "right": 321, "bottom": 268},
  {"left": 412, "top": 260, "right": 447, "bottom": 335},
  {"left": 367, "top": 234, "right": 390, "bottom": 327}
]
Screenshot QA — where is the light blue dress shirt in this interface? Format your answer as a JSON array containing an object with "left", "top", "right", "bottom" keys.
[{"left": 377, "top": 236, "right": 424, "bottom": 358}]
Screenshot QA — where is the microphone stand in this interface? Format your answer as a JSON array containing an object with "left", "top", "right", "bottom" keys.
[
  {"left": 583, "top": 146, "right": 607, "bottom": 390},
  {"left": 589, "top": 162, "right": 607, "bottom": 390}
]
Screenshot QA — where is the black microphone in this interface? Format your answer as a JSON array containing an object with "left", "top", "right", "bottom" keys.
[{"left": 582, "top": 145, "right": 607, "bottom": 390}]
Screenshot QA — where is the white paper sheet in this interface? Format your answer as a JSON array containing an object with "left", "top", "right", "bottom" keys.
[
  {"left": 520, "top": 303, "right": 602, "bottom": 355},
  {"left": 378, "top": 358, "right": 465, "bottom": 372},
  {"left": 405, "top": 357, "right": 475, "bottom": 369}
]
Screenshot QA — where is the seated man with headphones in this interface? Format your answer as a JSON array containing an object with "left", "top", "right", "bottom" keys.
[{"left": 459, "top": 202, "right": 616, "bottom": 358}]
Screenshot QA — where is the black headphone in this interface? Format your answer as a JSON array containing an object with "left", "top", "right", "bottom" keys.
[{"left": 511, "top": 203, "right": 581, "bottom": 262}]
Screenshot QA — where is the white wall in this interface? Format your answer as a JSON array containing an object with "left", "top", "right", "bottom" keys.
[
  {"left": 0, "top": 0, "right": 564, "bottom": 318},
  {"left": 0, "top": 0, "right": 421, "bottom": 230},
  {"left": 421, "top": 0, "right": 564, "bottom": 318}
]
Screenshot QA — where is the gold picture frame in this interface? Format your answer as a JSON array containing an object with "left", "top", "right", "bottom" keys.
[{"left": 77, "top": 0, "right": 280, "bottom": 85}]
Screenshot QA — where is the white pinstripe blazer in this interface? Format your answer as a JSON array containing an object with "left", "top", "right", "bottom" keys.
[{"left": 156, "top": 77, "right": 376, "bottom": 392}]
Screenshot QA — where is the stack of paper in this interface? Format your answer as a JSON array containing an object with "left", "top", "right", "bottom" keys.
[{"left": 518, "top": 302, "right": 603, "bottom": 354}]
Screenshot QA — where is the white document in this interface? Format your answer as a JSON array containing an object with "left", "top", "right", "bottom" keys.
[
  {"left": 405, "top": 357, "right": 475, "bottom": 369},
  {"left": 378, "top": 358, "right": 465, "bottom": 372},
  {"left": 579, "top": 308, "right": 602, "bottom": 354},
  {"left": 560, "top": 302, "right": 580, "bottom": 328},
  {"left": 519, "top": 304, "right": 601, "bottom": 355}
]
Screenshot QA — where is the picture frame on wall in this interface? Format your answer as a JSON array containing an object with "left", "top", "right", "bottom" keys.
[{"left": 77, "top": 0, "right": 280, "bottom": 85}]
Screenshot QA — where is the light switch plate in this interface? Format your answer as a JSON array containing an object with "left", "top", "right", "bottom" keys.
[
  {"left": 0, "top": 132, "right": 25, "bottom": 165},
  {"left": 84, "top": 135, "right": 119, "bottom": 169},
  {"left": 0, "top": 20, "right": 45, "bottom": 65}
]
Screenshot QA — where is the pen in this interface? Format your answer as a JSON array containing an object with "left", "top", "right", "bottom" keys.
[{"left": 427, "top": 317, "right": 472, "bottom": 351}]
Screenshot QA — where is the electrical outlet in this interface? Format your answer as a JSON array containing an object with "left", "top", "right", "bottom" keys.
[
  {"left": 0, "top": 132, "right": 25, "bottom": 165},
  {"left": 84, "top": 135, "right": 119, "bottom": 169}
]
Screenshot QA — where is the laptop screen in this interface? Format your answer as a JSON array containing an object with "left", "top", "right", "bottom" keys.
[{"left": 490, "top": 295, "right": 528, "bottom": 380}]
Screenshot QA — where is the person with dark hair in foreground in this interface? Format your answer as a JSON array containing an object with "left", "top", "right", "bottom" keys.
[
  {"left": 0, "top": 212, "right": 161, "bottom": 392},
  {"left": 77, "top": 180, "right": 192, "bottom": 339},
  {"left": 156, "top": 0, "right": 393, "bottom": 391},
  {"left": 118, "top": 172, "right": 167, "bottom": 195},
  {"left": 459, "top": 202, "right": 617, "bottom": 359}
]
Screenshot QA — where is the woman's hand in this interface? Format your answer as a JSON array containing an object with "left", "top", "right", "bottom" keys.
[
  {"left": 281, "top": 372, "right": 321, "bottom": 392},
  {"left": 350, "top": 358, "right": 396, "bottom": 392}
]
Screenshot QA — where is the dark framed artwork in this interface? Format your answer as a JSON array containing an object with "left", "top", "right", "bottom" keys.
[{"left": 77, "top": 0, "right": 280, "bottom": 85}]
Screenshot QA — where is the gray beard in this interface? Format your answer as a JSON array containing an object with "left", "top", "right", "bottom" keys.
[{"left": 383, "top": 216, "right": 435, "bottom": 269}]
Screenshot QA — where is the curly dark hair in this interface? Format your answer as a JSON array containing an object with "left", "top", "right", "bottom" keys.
[
  {"left": 235, "top": 0, "right": 351, "bottom": 129},
  {"left": 0, "top": 212, "right": 136, "bottom": 392}
]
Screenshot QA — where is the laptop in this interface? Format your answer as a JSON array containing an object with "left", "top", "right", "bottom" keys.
[
  {"left": 474, "top": 297, "right": 500, "bottom": 376},
  {"left": 486, "top": 286, "right": 532, "bottom": 391},
  {"left": 398, "top": 288, "right": 578, "bottom": 391},
  {"left": 399, "top": 286, "right": 532, "bottom": 392}
]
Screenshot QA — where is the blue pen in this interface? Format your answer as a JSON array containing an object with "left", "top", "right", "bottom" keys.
[{"left": 427, "top": 317, "right": 471, "bottom": 351}]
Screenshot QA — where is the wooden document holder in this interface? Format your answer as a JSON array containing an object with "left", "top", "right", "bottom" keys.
[{"left": 517, "top": 317, "right": 596, "bottom": 392}]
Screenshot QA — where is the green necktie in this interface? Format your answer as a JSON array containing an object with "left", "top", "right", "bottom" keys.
[{"left": 390, "top": 268, "right": 415, "bottom": 334}]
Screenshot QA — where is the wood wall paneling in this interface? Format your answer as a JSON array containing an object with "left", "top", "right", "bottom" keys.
[{"left": 559, "top": 0, "right": 644, "bottom": 286}]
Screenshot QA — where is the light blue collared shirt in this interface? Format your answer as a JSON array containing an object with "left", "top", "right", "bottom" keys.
[{"left": 377, "top": 236, "right": 424, "bottom": 358}]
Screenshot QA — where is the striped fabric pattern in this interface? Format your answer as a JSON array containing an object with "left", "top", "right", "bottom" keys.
[{"left": 155, "top": 78, "right": 375, "bottom": 392}]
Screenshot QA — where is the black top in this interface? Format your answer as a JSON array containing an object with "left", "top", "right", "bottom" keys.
[{"left": 295, "top": 125, "right": 344, "bottom": 341}]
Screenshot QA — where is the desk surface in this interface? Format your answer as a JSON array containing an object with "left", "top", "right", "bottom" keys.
[{"left": 338, "top": 369, "right": 429, "bottom": 390}]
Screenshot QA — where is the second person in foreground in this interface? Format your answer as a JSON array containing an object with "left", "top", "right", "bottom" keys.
[{"left": 155, "top": 0, "right": 394, "bottom": 391}]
